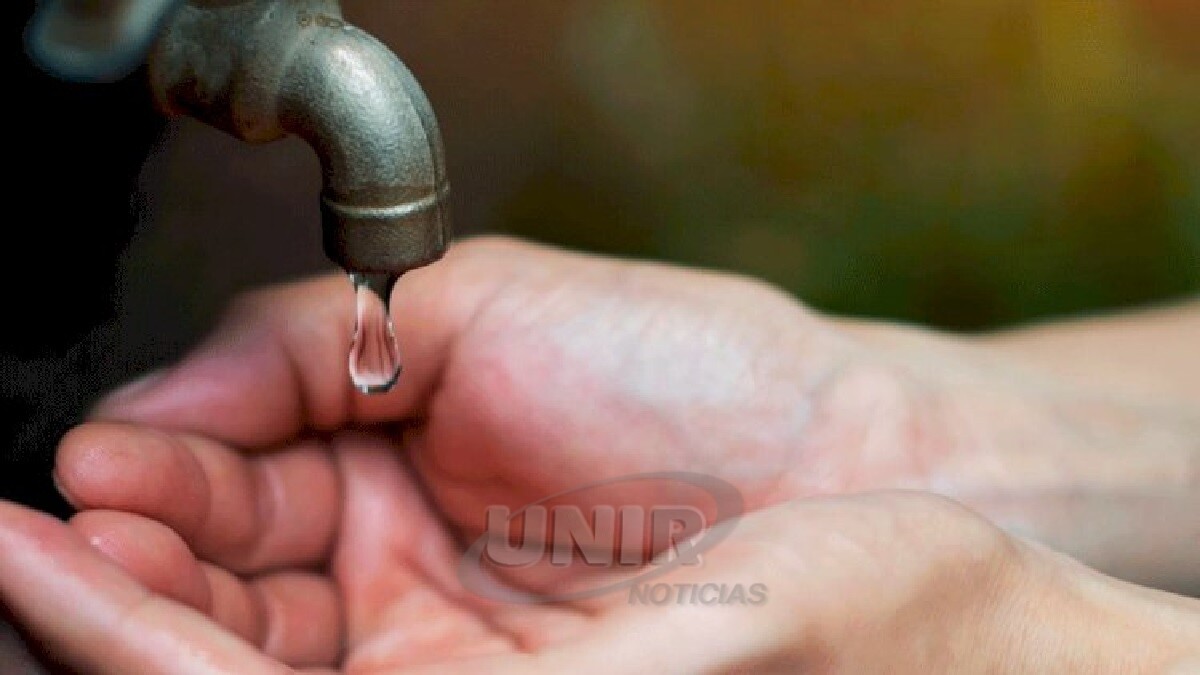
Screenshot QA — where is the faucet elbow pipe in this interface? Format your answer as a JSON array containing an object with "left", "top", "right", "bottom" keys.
[{"left": 149, "top": 0, "right": 450, "bottom": 275}]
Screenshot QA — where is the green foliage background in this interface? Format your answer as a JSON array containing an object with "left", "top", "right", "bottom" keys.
[{"left": 489, "top": 1, "right": 1200, "bottom": 329}]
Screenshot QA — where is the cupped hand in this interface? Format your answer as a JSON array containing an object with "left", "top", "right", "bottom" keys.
[
  {"left": 5, "top": 466, "right": 1056, "bottom": 673},
  {"left": 7, "top": 236, "right": 1196, "bottom": 671},
  {"left": 77, "top": 238, "right": 1199, "bottom": 585}
]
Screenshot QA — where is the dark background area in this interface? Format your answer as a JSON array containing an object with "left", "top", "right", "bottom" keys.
[
  {"left": 2, "top": 2, "right": 162, "bottom": 516},
  {"left": 3, "top": 0, "right": 1199, "bottom": 517}
]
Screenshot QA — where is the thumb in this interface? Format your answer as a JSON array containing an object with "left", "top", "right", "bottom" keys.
[{"left": 90, "top": 237, "right": 529, "bottom": 449}]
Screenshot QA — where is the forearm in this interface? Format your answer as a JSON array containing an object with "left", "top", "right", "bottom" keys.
[{"left": 980, "top": 299, "right": 1200, "bottom": 411}]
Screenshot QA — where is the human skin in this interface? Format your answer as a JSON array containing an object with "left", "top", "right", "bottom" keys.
[
  {"left": 2, "top": 483, "right": 1199, "bottom": 673},
  {"left": 0, "top": 236, "right": 1197, "bottom": 671}
]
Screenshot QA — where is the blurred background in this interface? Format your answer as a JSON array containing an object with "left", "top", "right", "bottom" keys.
[{"left": 3, "top": 0, "right": 1199, "bottom": 511}]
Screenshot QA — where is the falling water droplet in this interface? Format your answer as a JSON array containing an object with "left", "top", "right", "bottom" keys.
[{"left": 348, "top": 272, "right": 401, "bottom": 395}]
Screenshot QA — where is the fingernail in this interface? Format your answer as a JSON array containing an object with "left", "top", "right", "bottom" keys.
[
  {"left": 51, "top": 471, "right": 78, "bottom": 510},
  {"left": 91, "top": 369, "right": 167, "bottom": 417}
]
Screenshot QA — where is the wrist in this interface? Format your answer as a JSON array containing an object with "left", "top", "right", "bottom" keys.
[
  {"left": 993, "top": 537, "right": 1200, "bottom": 674},
  {"left": 827, "top": 319, "right": 1200, "bottom": 592},
  {"left": 954, "top": 339, "right": 1200, "bottom": 594},
  {"left": 832, "top": 318, "right": 1200, "bottom": 493}
]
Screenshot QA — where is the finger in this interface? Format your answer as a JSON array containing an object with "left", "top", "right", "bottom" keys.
[
  {"left": 203, "top": 565, "right": 262, "bottom": 647},
  {"left": 203, "top": 566, "right": 342, "bottom": 669},
  {"left": 255, "top": 572, "right": 343, "bottom": 667},
  {"left": 0, "top": 501, "right": 285, "bottom": 675},
  {"left": 332, "top": 434, "right": 516, "bottom": 671},
  {"left": 91, "top": 237, "right": 539, "bottom": 448},
  {"left": 69, "top": 510, "right": 212, "bottom": 613},
  {"left": 67, "top": 510, "right": 342, "bottom": 668},
  {"left": 56, "top": 422, "right": 340, "bottom": 574}
]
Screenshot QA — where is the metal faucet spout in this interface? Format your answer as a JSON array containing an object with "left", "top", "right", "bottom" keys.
[{"left": 149, "top": 0, "right": 450, "bottom": 274}]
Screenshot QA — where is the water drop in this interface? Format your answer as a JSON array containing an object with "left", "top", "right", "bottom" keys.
[{"left": 348, "top": 272, "right": 401, "bottom": 395}]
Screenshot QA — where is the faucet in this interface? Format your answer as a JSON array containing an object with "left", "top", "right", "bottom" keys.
[{"left": 27, "top": 0, "right": 451, "bottom": 277}]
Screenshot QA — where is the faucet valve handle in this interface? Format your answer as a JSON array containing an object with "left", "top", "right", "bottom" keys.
[{"left": 26, "top": 0, "right": 185, "bottom": 83}]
